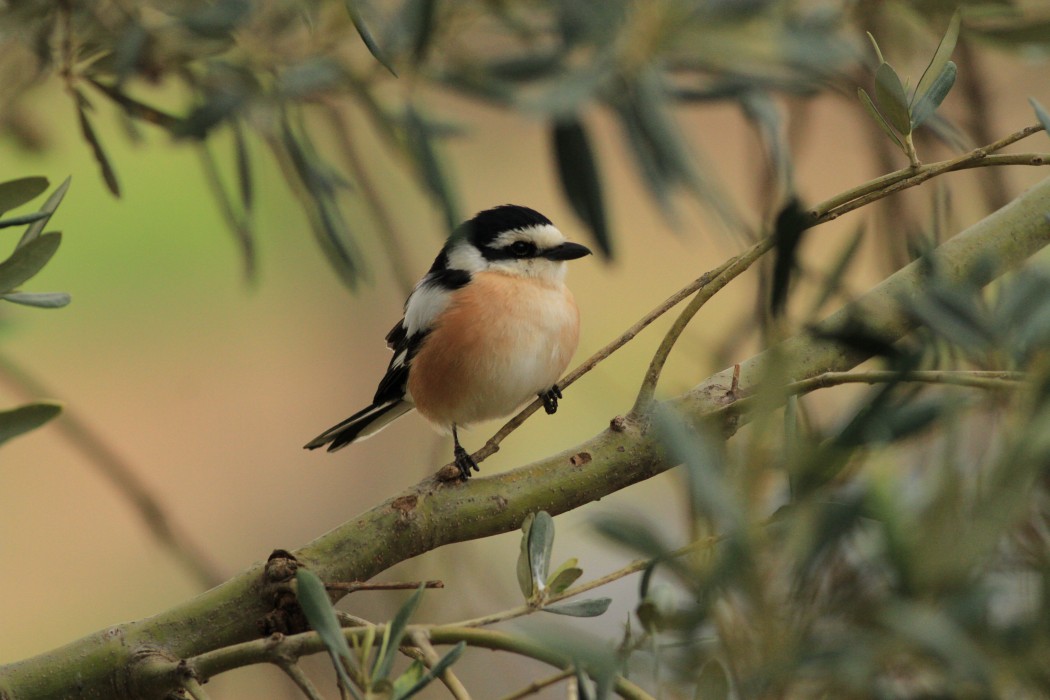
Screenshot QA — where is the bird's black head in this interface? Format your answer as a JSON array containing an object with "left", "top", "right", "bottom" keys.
[
  {"left": 428, "top": 204, "right": 591, "bottom": 282},
  {"left": 459, "top": 205, "right": 554, "bottom": 250}
]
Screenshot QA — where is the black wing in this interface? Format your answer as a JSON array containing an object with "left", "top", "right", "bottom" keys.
[{"left": 373, "top": 318, "right": 428, "bottom": 406}]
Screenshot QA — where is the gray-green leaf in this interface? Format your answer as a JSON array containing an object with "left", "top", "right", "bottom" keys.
[
  {"left": 547, "top": 560, "right": 583, "bottom": 594},
  {"left": 1030, "top": 97, "right": 1050, "bottom": 137},
  {"left": 552, "top": 118, "right": 612, "bottom": 258},
  {"left": 911, "top": 61, "right": 957, "bottom": 129},
  {"left": 858, "top": 88, "right": 905, "bottom": 151},
  {"left": 345, "top": 1, "right": 398, "bottom": 77},
  {"left": 0, "top": 177, "right": 48, "bottom": 216},
  {"left": 913, "top": 11, "right": 961, "bottom": 108},
  {"left": 0, "top": 232, "right": 62, "bottom": 294},
  {"left": 1, "top": 292, "right": 71, "bottom": 308},
  {"left": 19, "top": 177, "right": 70, "bottom": 247},
  {"left": 694, "top": 659, "right": 730, "bottom": 700},
  {"left": 541, "top": 597, "right": 612, "bottom": 617},
  {"left": 0, "top": 212, "right": 49, "bottom": 230},
  {"left": 295, "top": 569, "right": 360, "bottom": 698},
  {"left": 874, "top": 62, "right": 912, "bottom": 136},
  {"left": 527, "top": 511, "right": 555, "bottom": 597},
  {"left": 0, "top": 402, "right": 61, "bottom": 447},
  {"left": 516, "top": 512, "right": 536, "bottom": 599},
  {"left": 372, "top": 584, "right": 424, "bottom": 681},
  {"left": 392, "top": 641, "right": 466, "bottom": 700}
]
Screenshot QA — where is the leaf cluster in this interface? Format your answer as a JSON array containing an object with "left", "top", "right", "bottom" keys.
[
  {"left": 586, "top": 261, "right": 1050, "bottom": 698},
  {"left": 0, "top": 176, "right": 71, "bottom": 447},
  {"left": 0, "top": 1, "right": 855, "bottom": 283}
]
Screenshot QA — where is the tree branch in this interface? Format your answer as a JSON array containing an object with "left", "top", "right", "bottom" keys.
[{"left": 3, "top": 176, "right": 1050, "bottom": 699}]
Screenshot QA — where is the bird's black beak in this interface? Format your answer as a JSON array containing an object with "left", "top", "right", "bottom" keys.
[{"left": 543, "top": 241, "right": 593, "bottom": 261}]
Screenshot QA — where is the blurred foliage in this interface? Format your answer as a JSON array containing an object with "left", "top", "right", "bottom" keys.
[
  {"left": 586, "top": 262, "right": 1050, "bottom": 698},
  {"left": 0, "top": 176, "right": 70, "bottom": 447},
  {"left": 1, "top": 1, "right": 1047, "bottom": 286},
  {"left": 0, "top": 2, "right": 892, "bottom": 282}
]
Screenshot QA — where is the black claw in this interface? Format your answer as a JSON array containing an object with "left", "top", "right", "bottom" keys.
[
  {"left": 453, "top": 445, "right": 478, "bottom": 480},
  {"left": 540, "top": 385, "right": 562, "bottom": 415}
]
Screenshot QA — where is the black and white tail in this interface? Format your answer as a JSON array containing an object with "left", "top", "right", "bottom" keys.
[{"left": 304, "top": 400, "right": 414, "bottom": 452}]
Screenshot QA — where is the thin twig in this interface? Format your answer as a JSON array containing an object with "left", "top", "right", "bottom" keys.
[
  {"left": 957, "top": 37, "right": 1011, "bottom": 211},
  {"left": 408, "top": 630, "right": 472, "bottom": 700},
  {"left": 444, "top": 537, "right": 718, "bottom": 629},
  {"left": 784, "top": 370, "right": 1025, "bottom": 396},
  {"left": 498, "top": 668, "right": 575, "bottom": 700},
  {"left": 631, "top": 239, "right": 773, "bottom": 415},
  {"left": 462, "top": 134, "right": 1050, "bottom": 473},
  {"left": 276, "top": 660, "right": 326, "bottom": 700},
  {"left": 0, "top": 352, "right": 223, "bottom": 588},
  {"left": 181, "top": 676, "right": 211, "bottom": 700},
  {"left": 464, "top": 253, "right": 746, "bottom": 469},
  {"left": 813, "top": 124, "right": 1046, "bottom": 222},
  {"left": 325, "top": 580, "right": 444, "bottom": 593}
]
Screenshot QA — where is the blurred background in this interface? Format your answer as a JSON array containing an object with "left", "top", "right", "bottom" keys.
[{"left": 2, "top": 1, "right": 1050, "bottom": 697}]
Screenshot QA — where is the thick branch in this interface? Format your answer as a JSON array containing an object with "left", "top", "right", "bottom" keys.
[{"left": 3, "top": 177, "right": 1050, "bottom": 699}]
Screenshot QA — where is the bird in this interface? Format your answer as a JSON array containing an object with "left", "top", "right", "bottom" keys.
[{"left": 305, "top": 204, "right": 592, "bottom": 480}]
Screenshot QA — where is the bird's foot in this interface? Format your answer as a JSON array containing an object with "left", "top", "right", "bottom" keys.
[
  {"left": 453, "top": 445, "right": 479, "bottom": 480},
  {"left": 540, "top": 385, "right": 563, "bottom": 415}
]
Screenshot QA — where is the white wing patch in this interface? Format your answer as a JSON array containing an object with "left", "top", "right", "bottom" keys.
[{"left": 404, "top": 281, "right": 453, "bottom": 336}]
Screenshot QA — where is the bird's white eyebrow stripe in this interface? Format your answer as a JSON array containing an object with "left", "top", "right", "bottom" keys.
[{"left": 489, "top": 224, "right": 565, "bottom": 249}]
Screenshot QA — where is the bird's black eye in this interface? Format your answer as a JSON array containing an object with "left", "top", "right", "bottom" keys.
[{"left": 509, "top": 241, "right": 535, "bottom": 257}]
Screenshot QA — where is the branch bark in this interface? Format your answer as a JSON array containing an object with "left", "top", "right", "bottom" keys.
[{"left": 4, "top": 176, "right": 1050, "bottom": 699}]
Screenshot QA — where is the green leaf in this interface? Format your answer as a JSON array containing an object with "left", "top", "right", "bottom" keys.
[
  {"left": 75, "top": 91, "right": 121, "bottom": 197},
  {"left": 0, "top": 177, "right": 48, "bottom": 216},
  {"left": 528, "top": 511, "right": 555, "bottom": 597},
  {"left": 295, "top": 569, "right": 360, "bottom": 697},
  {"left": 592, "top": 514, "right": 670, "bottom": 560},
  {"left": 1030, "top": 97, "right": 1050, "bottom": 136},
  {"left": 874, "top": 62, "right": 912, "bottom": 136},
  {"left": 392, "top": 642, "right": 466, "bottom": 700},
  {"left": 372, "top": 584, "right": 424, "bottom": 681},
  {"left": 390, "top": 660, "right": 427, "bottom": 698},
  {"left": 910, "top": 61, "right": 957, "bottom": 129},
  {"left": 345, "top": 1, "right": 398, "bottom": 77},
  {"left": 809, "top": 221, "right": 865, "bottom": 315},
  {"left": 541, "top": 597, "right": 612, "bottom": 617},
  {"left": 654, "top": 407, "right": 738, "bottom": 530},
  {"left": 180, "top": 0, "right": 251, "bottom": 38},
  {"left": 866, "top": 32, "right": 886, "bottom": 65},
  {"left": 516, "top": 512, "right": 536, "bottom": 599},
  {"left": 280, "top": 116, "right": 361, "bottom": 289},
  {"left": 19, "top": 177, "right": 70, "bottom": 247},
  {"left": 552, "top": 118, "right": 612, "bottom": 258},
  {"left": 913, "top": 11, "right": 961, "bottom": 108},
  {"left": 0, "top": 212, "right": 49, "bottom": 230},
  {"left": 0, "top": 401, "right": 61, "bottom": 447},
  {"left": 694, "top": 659, "right": 730, "bottom": 700},
  {"left": 575, "top": 665, "right": 596, "bottom": 700},
  {"left": 1, "top": 292, "right": 71, "bottom": 308},
  {"left": 770, "top": 197, "right": 812, "bottom": 317},
  {"left": 546, "top": 558, "right": 582, "bottom": 594},
  {"left": 404, "top": 105, "right": 460, "bottom": 232},
  {"left": 232, "top": 121, "right": 253, "bottom": 212},
  {"left": 857, "top": 88, "right": 905, "bottom": 151},
  {"left": 0, "top": 232, "right": 62, "bottom": 294}
]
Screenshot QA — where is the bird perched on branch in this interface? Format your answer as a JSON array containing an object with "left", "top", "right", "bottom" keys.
[{"left": 305, "top": 204, "right": 592, "bottom": 479}]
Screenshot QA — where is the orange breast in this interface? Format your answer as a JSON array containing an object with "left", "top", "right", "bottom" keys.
[{"left": 407, "top": 271, "right": 579, "bottom": 430}]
